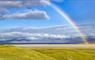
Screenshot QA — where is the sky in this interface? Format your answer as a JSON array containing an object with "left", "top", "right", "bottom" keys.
[
  {"left": 0, "top": 0, "right": 95, "bottom": 29},
  {"left": 56, "top": 0, "right": 95, "bottom": 23}
]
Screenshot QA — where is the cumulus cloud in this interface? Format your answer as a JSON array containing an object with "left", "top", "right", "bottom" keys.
[{"left": 2, "top": 10, "right": 49, "bottom": 20}]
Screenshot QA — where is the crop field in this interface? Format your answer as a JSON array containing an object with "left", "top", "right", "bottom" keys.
[{"left": 0, "top": 46, "right": 95, "bottom": 60}]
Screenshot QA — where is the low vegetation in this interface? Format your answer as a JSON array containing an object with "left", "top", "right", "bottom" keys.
[{"left": 0, "top": 45, "right": 95, "bottom": 60}]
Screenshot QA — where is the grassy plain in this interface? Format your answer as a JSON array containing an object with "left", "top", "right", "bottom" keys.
[{"left": 0, "top": 45, "right": 95, "bottom": 60}]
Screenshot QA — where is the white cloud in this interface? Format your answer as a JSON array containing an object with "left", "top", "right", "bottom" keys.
[
  {"left": 23, "top": 0, "right": 50, "bottom": 7},
  {"left": 0, "top": 32, "right": 65, "bottom": 40},
  {"left": 0, "top": 0, "right": 50, "bottom": 20},
  {"left": 0, "top": 0, "right": 50, "bottom": 8},
  {"left": 0, "top": 1, "right": 22, "bottom": 8},
  {"left": 3, "top": 10, "right": 49, "bottom": 20}
]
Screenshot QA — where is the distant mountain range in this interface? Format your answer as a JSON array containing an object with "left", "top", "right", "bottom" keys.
[{"left": 0, "top": 24, "right": 95, "bottom": 44}]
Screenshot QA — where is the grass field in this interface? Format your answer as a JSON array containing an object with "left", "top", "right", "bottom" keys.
[{"left": 0, "top": 46, "right": 95, "bottom": 60}]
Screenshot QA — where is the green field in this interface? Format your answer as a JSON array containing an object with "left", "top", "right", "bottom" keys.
[{"left": 0, "top": 46, "right": 95, "bottom": 60}]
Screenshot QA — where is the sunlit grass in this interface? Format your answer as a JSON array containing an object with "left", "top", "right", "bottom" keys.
[{"left": 0, "top": 45, "right": 95, "bottom": 60}]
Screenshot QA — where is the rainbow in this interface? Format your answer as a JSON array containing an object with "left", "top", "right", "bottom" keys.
[{"left": 49, "top": 3, "right": 88, "bottom": 44}]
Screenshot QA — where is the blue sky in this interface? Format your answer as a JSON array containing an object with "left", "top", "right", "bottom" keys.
[
  {"left": 0, "top": 0, "right": 95, "bottom": 29},
  {"left": 55, "top": 0, "right": 95, "bottom": 23}
]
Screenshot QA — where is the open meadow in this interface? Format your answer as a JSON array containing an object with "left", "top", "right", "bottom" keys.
[{"left": 0, "top": 45, "right": 95, "bottom": 60}]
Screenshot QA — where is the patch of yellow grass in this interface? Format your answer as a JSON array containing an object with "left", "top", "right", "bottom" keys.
[
  {"left": 0, "top": 46, "right": 56, "bottom": 60},
  {"left": 0, "top": 45, "right": 95, "bottom": 60}
]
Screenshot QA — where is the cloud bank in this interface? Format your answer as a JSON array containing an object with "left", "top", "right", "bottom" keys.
[{"left": 0, "top": 25, "right": 94, "bottom": 44}]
